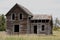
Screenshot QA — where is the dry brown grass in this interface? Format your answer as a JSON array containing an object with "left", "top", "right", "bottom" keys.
[{"left": 0, "top": 30, "right": 60, "bottom": 40}]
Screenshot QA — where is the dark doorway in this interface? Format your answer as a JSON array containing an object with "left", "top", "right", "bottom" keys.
[
  {"left": 34, "top": 25, "right": 37, "bottom": 34},
  {"left": 14, "top": 25, "right": 19, "bottom": 32}
]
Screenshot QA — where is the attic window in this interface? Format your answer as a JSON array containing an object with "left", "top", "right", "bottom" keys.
[
  {"left": 20, "top": 14, "right": 22, "bottom": 19},
  {"left": 12, "top": 14, "right": 15, "bottom": 20}
]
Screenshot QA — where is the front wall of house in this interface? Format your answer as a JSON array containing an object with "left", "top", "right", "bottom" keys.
[{"left": 6, "top": 7, "right": 29, "bottom": 34}]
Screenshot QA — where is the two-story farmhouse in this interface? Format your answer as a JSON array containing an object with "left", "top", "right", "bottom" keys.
[{"left": 6, "top": 3, "right": 53, "bottom": 35}]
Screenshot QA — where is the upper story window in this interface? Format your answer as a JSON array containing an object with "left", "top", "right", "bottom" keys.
[
  {"left": 12, "top": 14, "right": 15, "bottom": 20},
  {"left": 20, "top": 14, "right": 22, "bottom": 19}
]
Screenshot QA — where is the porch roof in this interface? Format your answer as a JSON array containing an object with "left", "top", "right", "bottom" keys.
[{"left": 31, "top": 14, "right": 52, "bottom": 20}]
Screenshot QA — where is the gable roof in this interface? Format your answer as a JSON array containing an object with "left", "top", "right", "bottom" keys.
[
  {"left": 5, "top": 3, "right": 33, "bottom": 16},
  {"left": 31, "top": 14, "right": 52, "bottom": 20}
]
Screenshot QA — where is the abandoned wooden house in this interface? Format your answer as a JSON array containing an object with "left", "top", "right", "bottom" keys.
[{"left": 6, "top": 3, "right": 53, "bottom": 35}]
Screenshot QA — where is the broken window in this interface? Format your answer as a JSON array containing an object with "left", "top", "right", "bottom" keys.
[
  {"left": 42, "top": 20, "right": 45, "bottom": 23},
  {"left": 12, "top": 14, "right": 15, "bottom": 20},
  {"left": 20, "top": 14, "right": 22, "bottom": 19},
  {"left": 35, "top": 20, "right": 37, "bottom": 23},
  {"left": 46, "top": 20, "right": 49, "bottom": 23},
  {"left": 42, "top": 25, "right": 45, "bottom": 31},
  {"left": 31, "top": 20, "right": 34, "bottom": 23},
  {"left": 38, "top": 20, "right": 41, "bottom": 22}
]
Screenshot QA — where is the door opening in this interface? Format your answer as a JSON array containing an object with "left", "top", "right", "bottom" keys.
[
  {"left": 14, "top": 25, "right": 19, "bottom": 32},
  {"left": 34, "top": 25, "right": 37, "bottom": 34}
]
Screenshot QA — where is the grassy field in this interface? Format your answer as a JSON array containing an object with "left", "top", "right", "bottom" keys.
[{"left": 0, "top": 30, "right": 60, "bottom": 40}]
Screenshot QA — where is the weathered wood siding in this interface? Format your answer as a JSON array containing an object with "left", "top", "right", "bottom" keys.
[
  {"left": 6, "top": 6, "right": 29, "bottom": 34},
  {"left": 30, "top": 20, "right": 53, "bottom": 35},
  {"left": 6, "top": 4, "right": 53, "bottom": 35}
]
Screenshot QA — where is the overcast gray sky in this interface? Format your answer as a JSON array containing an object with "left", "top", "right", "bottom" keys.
[{"left": 0, "top": 0, "right": 60, "bottom": 20}]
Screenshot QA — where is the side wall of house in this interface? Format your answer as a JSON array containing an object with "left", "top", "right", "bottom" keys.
[{"left": 30, "top": 20, "right": 52, "bottom": 35}]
